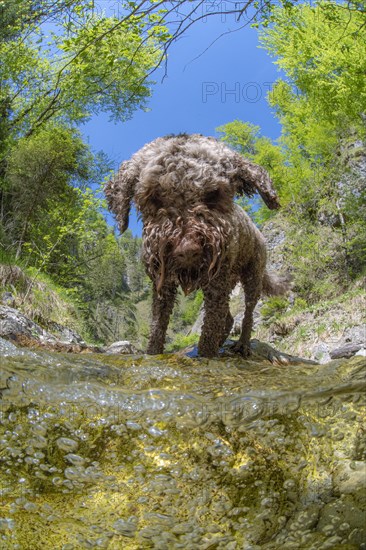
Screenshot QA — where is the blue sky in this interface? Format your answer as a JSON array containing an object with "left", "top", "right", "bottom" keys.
[{"left": 82, "top": 13, "right": 282, "bottom": 235}]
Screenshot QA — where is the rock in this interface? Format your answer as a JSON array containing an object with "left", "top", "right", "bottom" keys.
[
  {"left": 330, "top": 342, "right": 363, "bottom": 359},
  {"left": 344, "top": 324, "right": 365, "bottom": 345},
  {"left": 231, "top": 284, "right": 241, "bottom": 298},
  {"left": 333, "top": 460, "right": 366, "bottom": 496},
  {"left": 0, "top": 336, "right": 24, "bottom": 356},
  {"left": 0, "top": 305, "right": 100, "bottom": 353},
  {"left": 188, "top": 307, "right": 204, "bottom": 336},
  {"left": 317, "top": 460, "right": 366, "bottom": 548},
  {"left": 104, "top": 340, "right": 139, "bottom": 354},
  {"left": 232, "top": 301, "right": 263, "bottom": 336},
  {"left": 261, "top": 219, "right": 288, "bottom": 272},
  {"left": 185, "top": 339, "right": 319, "bottom": 365},
  {"left": 48, "top": 321, "right": 84, "bottom": 344},
  {"left": 0, "top": 305, "right": 56, "bottom": 343},
  {"left": 248, "top": 338, "right": 318, "bottom": 364},
  {"left": 231, "top": 313, "right": 243, "bottom": 336},
  {"left": 1, "top": 292, "right": 15, "bottom": 307},
  {"left": 313, "top": 342, "right": 331, "bottom": 364}
]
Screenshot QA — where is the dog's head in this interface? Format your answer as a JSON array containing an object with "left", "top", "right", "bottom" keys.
[
  {"left": 105, "top": 134, "right": 280, "bottom": 294},
  {"left": 140, "top": 187, "right": 235, "bottom": 295}
]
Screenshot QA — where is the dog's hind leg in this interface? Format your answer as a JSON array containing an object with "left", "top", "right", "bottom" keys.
[
  {"left": 147, "top": 283, "right": 177, "bottom": 354},
  {"left": 219, "top": 311, "right": 234, "bottom": 347},
  {"left": 232, "top": 263, "right": 263, "bottom": 358}
]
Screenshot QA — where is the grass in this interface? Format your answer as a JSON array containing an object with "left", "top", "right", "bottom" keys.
[
  {"left": 254, "top": 277, "right": 365, "bottom": 358},
  {"left": 0, "top": 262, "right": 89, "bottom": 340}
]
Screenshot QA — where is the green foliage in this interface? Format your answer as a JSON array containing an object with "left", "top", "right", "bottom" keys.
[
  {"left": 0, "top": 247, "right": 20, "bottom": 267},
  {"left": 0, "top": 262, "right": 87, "bottom": 335},
  {"left": 286, "top": 224, "right": 344, "bottom": 302},
  {"left": 166, "top": 332, "right": 199, "bottom": 352},
  {"left": 216, "top": 120, "right": 260, "bottom": 156},
  {"left": 181, "top": 290, "right": 203, "bottom": 325},
  {"left": 0, "top": 119, "right": 147, "bottom": 344},
  {"left": 219, "top": 1, "right": 366, "bottom": 306},
  {"left": 0, "top": 1, "right": 167, "bottom": 148},
  {"left": 217, "top": 120, "right": 287, "bottom": 221},
  {"left": 0, "top": 0, "right": 158, "bottom": 344},
  {"left": 3, "top": 126, "right": 96, "bottom": 259},
  {"left": 292, "top": 298, "right": 307, "bottom": 312},
  {"left": 261, "top": 2, "right": 366, "bottom": 133},
  {"left": 261, "top": 296, "right": 289, "bottom": 322},
  {"left": 258, "top": 1, "right": 366, "bottom": 218}
]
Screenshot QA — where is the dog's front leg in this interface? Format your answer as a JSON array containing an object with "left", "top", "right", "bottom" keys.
[
  {"left": 198, "top": 277, "right": 231, "bottom": 358},
  {"left": 146, "top": 283, "right": 177, "bottom": 355}
]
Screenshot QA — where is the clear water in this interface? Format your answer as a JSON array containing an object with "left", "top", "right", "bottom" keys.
[{"left": 0, "top": 338, "right": 365, "bottom": 549}]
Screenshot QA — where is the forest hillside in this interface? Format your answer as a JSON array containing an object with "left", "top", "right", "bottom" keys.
[{"left": 0, "top": 1, "right": 365, "bottom": 354}]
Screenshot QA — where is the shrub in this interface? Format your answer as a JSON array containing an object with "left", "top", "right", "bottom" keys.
[{"left": 261, "top": 296, "right": 289, "bottom": 322}]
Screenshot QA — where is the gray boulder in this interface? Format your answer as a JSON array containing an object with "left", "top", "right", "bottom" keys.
[
  {"left": 0, "top": 305, "right": 56, "bottom": 343},
  {"left": 104, "top": 340, "right": 139, "bottom": 354}
]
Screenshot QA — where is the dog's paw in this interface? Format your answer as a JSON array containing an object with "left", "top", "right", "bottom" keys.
[
  {"left": 197, "top": 349, "right": 219, "bottom": 359},
  {"left": 227, "top": 341, "right": 251, "bottom": 358},
  {"left": 146, "top": 344, "right": 164, "bottom": 355}
]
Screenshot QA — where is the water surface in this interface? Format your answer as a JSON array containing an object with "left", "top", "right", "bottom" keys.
[{"left": 1, "top": 339, "right": 365, "bottom": 549}]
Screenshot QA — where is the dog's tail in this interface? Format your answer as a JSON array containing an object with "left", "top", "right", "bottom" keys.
[
  {"left": 262, "top": 271, "right": 291, "bottom": 296},
  {"left": 104, "top": 160, "right": 138, "bottom": 234}
]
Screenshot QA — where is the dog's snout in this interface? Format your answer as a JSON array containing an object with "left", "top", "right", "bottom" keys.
[{"left": 173, "top": 238, "right": 201, "bottom": 266}]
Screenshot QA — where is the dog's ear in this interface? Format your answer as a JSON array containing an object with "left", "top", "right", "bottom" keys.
[
  {"left": 104, "top": 160, "right": 139, "bottom": 233},
  {"left": 232, "top": 156, "right": 280, "bottom": 210}
]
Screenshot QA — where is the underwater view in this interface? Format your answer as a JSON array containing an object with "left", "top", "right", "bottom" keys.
[{"left": 1, "top": 338, "right": 365, "bottom": 549}]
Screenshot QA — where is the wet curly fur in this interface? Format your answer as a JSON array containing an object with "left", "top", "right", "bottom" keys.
[{"left": 105, "top": 134, "right": 288, "bottom": 358}]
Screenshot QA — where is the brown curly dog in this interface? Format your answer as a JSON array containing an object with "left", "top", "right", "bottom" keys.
[{"left": 105, "top": 134, "right": 288, "bottom": 358}]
